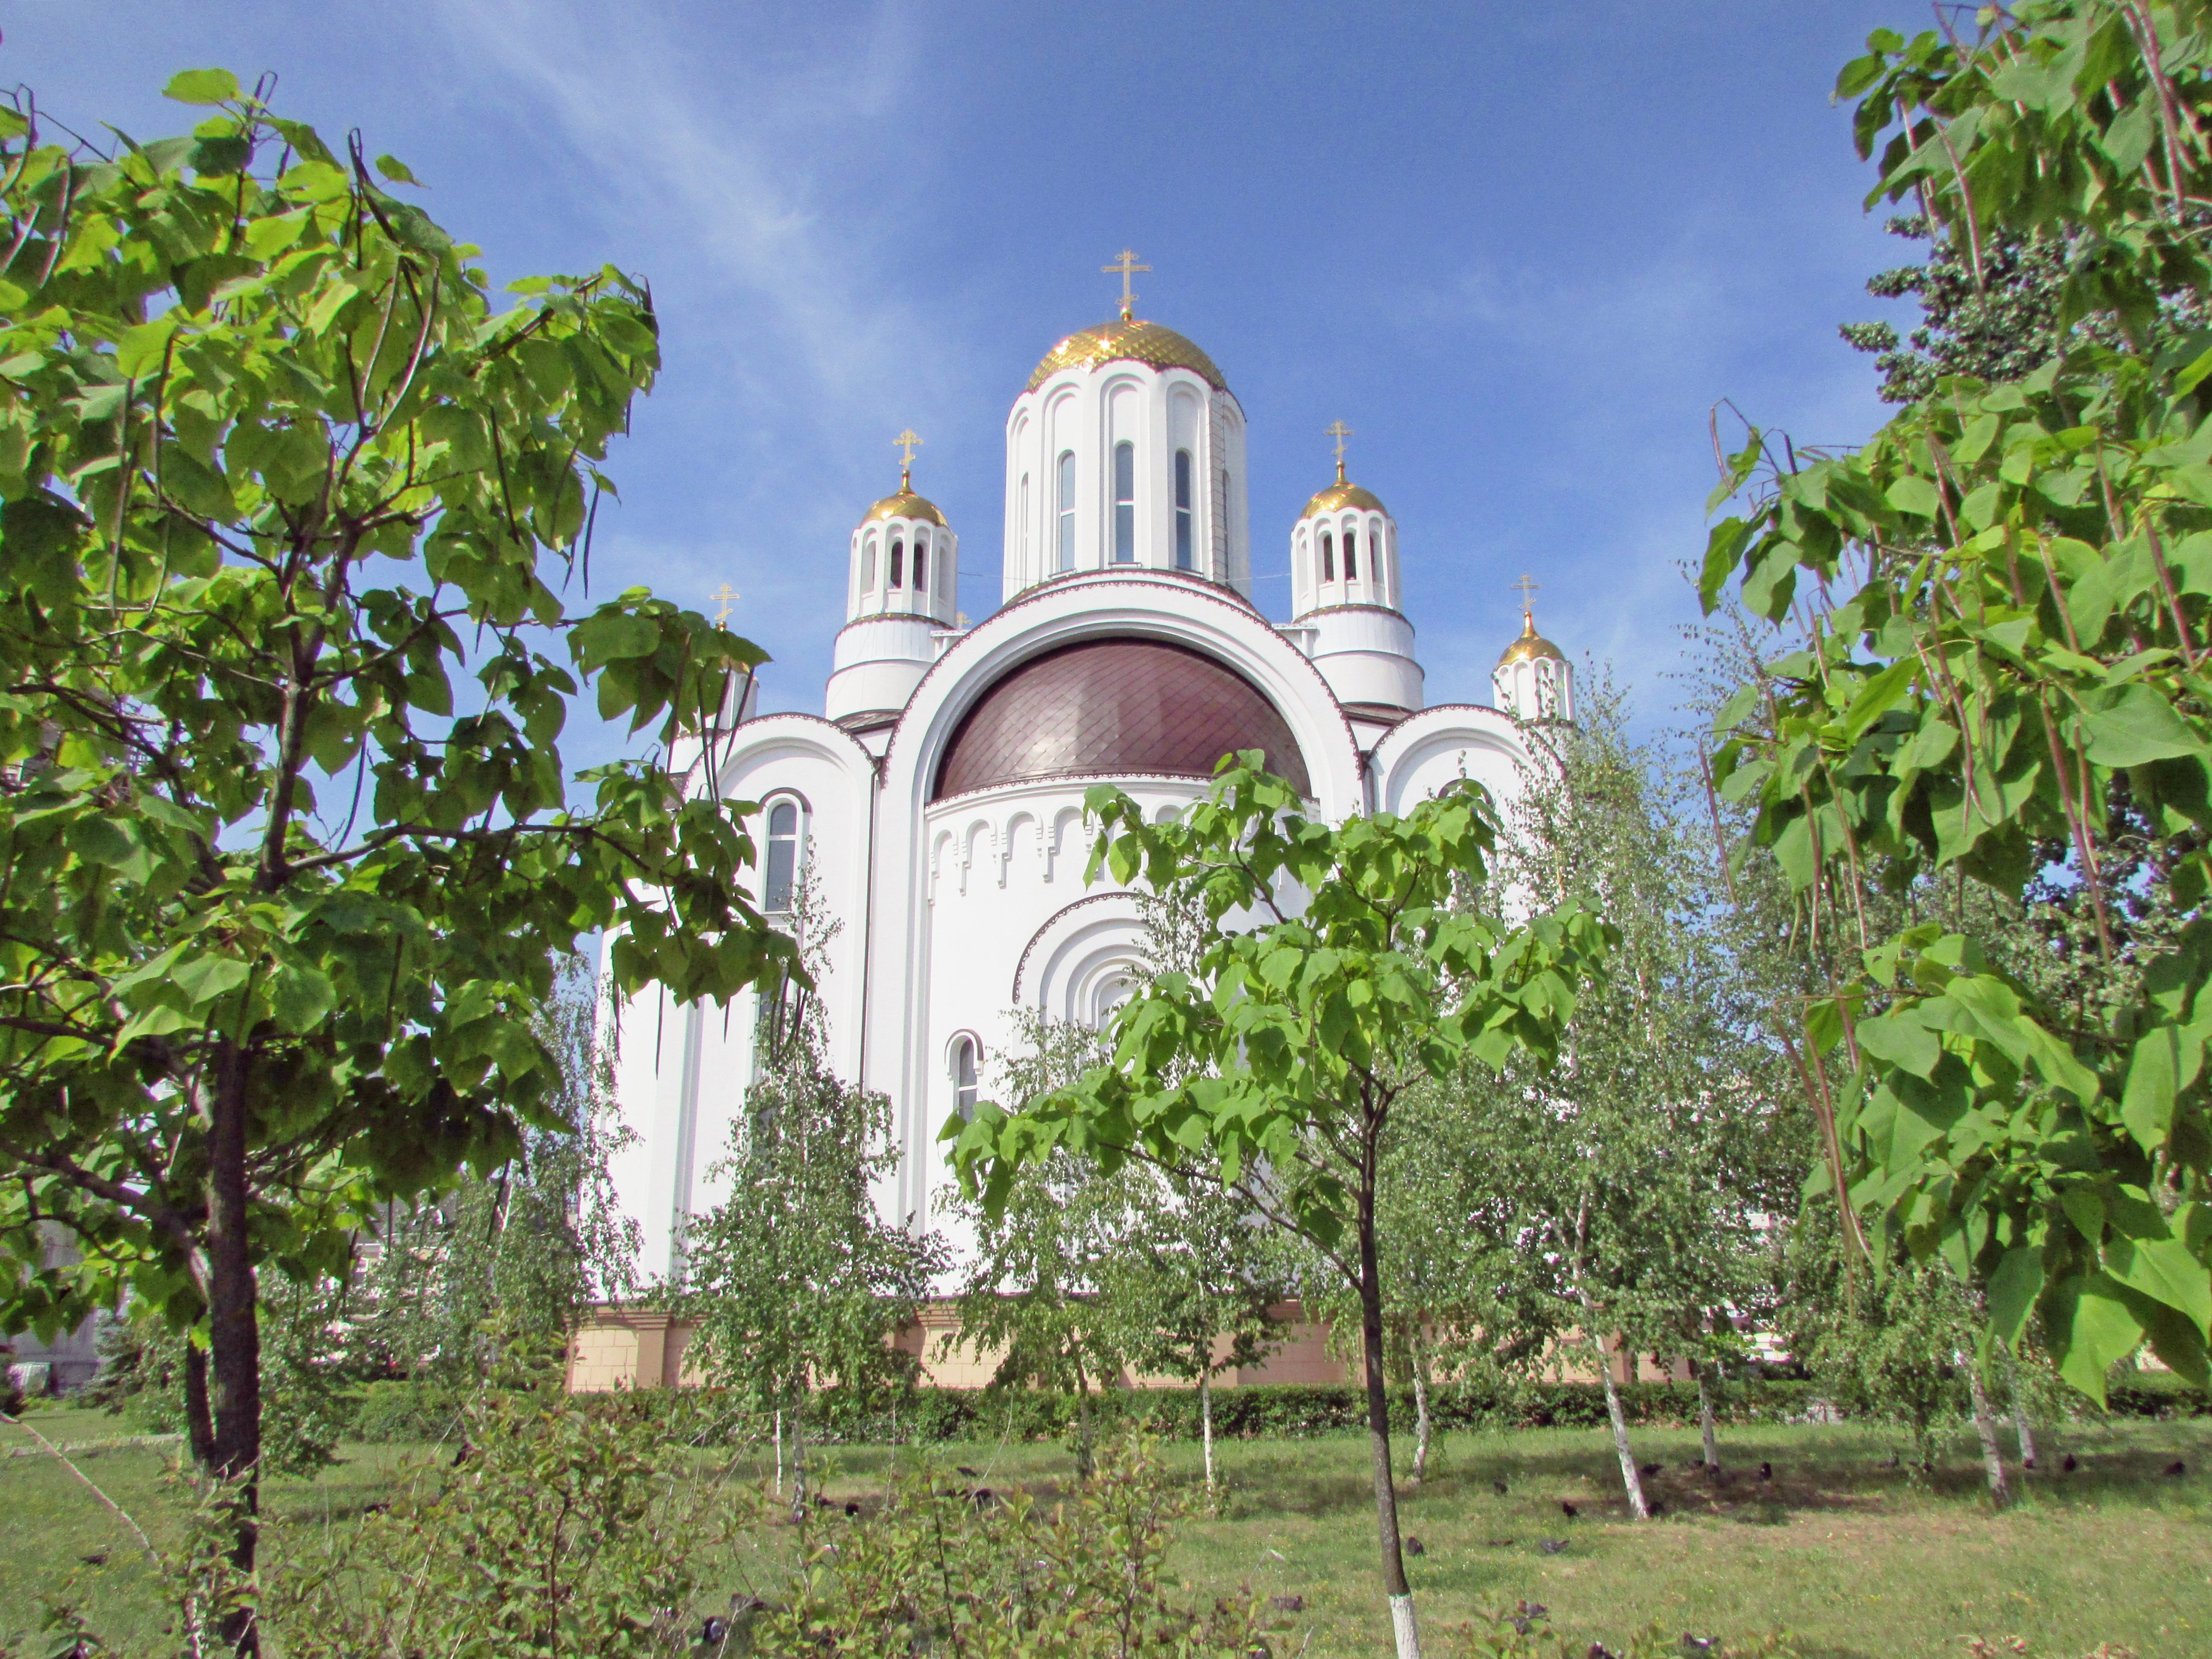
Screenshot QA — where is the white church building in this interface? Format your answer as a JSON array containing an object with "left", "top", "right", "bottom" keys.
[{"left": 592, "top": 275, "right": 1574, "bottom": 1363}]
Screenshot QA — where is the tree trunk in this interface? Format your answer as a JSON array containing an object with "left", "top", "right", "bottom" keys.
[
  {"left": 1070, "top": 1350, "right": 1095, "bottom": 1481},
  {"left": 1695, "top": 1361, "right": 1719, "bottom": 1470},
  {"left": 1200, "top": 1370, "right": 1216, "bottom": 1505},
  {"left": 788, "top": 1390, "right": 809, "bottom": 1524},
  {"left": 1358, "top": 1195, "right": 1419, "bottom": 1659},
  {"left": 205, "top": 1047, "right": 263, "bottom": 1656},
  {"left": 1961, "top": 1352, "right": 2012, "bottom": 1507},
  {"left": 1409, "top": 1329, "right": 1432, "bottom": 1487},
  {"left": 772, "top": 1407, "right": 782, "bottom": 1498},
  {"left": 183, "top": 1341, "right": 216, "bottom": 1472},
  {"left": 2001, "top": 1346, "right": 2037, "bottom": 1468},
  {"left": 1589, "top": 1329, "right": 1650, "bottom": 1520}
]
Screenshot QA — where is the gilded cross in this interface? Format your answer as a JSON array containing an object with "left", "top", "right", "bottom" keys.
[
  {"left": 1326, "top": 420, "right": 1353, "bottom": 483},
  {"left": 711, "top": 582, "right": 739, "bottom": 624},
  {"left": 1513, "top": 573, "right": 1539, "bottom": 615},
  {"left": 893, "top": 428, "right": 923, "bottom": 487},
  {"left": 1103, "top": 248, "right": 1150, "bottom": 321}
]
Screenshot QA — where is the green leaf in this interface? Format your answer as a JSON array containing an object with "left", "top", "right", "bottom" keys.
[
  {"left": 573, "top": 609, "right": 661, "bottom": 664},
  {"left": 2080, "top": 683, "right": 2201, "bottom": 767},
  {"left": 64, "top": 817, "right": 153, "bottom": 883},
  {"left": 269, "top": 966, "right": 337, "bottom": 1035},
  {"left": 373, "top": 154, "right": 421, "bottom": 186},
  {"left": 1987, "top": 1243, "right": 2045, "bottom": 1347},
  {"left": 1857, "top": 1010, "right": 1941, "bottom": 1079},
  {"left": 171, "top": 953, "right": 252, "bottom": 1007},
  {"left": 0, "top": 492, "right": 90, "bottom": 607},
  {"left": 1885, "top": 474, "right": 1943, "bottom": 521},
  {"left": 2121, "top": 1022, "right": 2200, "bottom": 1153},
  {"left": 163, "top": 69, "right": 241, "bottom": 106},
  {"left": 189, "top": 134, "right": 252, "bottom": 177},
  {"left": 2050, "top": 1275, "right": 2144, "bottom": 1404},
  {"left": 2105, "top": 1235, "right": 2212, "bottom": 1339}
]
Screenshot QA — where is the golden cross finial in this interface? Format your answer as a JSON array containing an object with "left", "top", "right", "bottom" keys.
[
  {"left": 1513, "top": 573, "right": 1539, "bottom": 623},
  {"left": 1103, "top": 248, "right": 1150, "bottom": 322},
  {"left": 1326, "top": 420, "right": 1353, "bottom": 484},
  {"left": 893, "top": 428, "right": 923, "bottom": 488},
  {"left": 710, "top": 582, "right": 739, "bottom": 625}
]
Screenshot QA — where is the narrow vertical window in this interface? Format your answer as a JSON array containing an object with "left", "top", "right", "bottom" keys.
[
  {"left": 1112, "top": 441, "right": 1135, "bottom": 563},
  {"left": 1174, "top": 449, "right": 1193, "bottom": 569},
  {"left": 890, "top": 537, "right": 904, "bottom": 589},
  {"left": 860, "top": 536, "right": 876, "bottom": 594},
  {"left": 1344, "top": 524, "right": 1359, "bottom": 580},
  {"left": 764, "top": 801, "right": 800, "bottom": 912},
  {"left": 1320, "top": 529, "right": 1335, "bottom": 583},
  {"left": 1020, "top": 473, "right": 1031, "bottom": 572},
  {"left": 1056, "top": 451, "right": 1076, "bottom": 570},
  {"left": 914, "top": 529, "right": 928, "bottom": 593},
  {"left": 953, "top": 1036, "right": 979, "bottom": 1120}
]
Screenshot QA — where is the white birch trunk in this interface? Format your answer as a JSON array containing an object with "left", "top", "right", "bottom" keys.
[
  {"left": 1410, "top": 1347, "right": 1432, "bottom": 1487},
  {"left": 772, "top": 1407, "right": 782, "bottom": 1498},
  {"left": 1201, "top": 1371, "right": 1216, "bottom": 1503},
  {"left": 1591, "top": 1331, "right": 1650, "bottom": 1519},
  {"left": 1696, "top": 1363, "right": 1719, "bottom": 1469},
  {"left": 1960, "top": 1351, "right": 2012, "bottom": 1507},
  {"left": 2001, "top": 1347, "right": 2037, "bottom": 1467}
]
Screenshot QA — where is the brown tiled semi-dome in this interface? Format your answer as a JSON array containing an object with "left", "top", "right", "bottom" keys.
[{"left": 932, "top": 639, "right": 1311, "bottom": 800}]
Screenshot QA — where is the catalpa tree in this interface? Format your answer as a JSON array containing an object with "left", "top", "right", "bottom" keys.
[
  {"left": 1705, "top": 2, "right": 2212, "bottom": 1400},
  {"left": 0, "top": 69, "right": 792, "bottom": 1639},
  {"left": 948, "top": 758, "right": 1608, "bottom": 1659}
]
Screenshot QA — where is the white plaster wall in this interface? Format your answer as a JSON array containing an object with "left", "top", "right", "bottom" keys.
[
  {"left": 1004, "top": 361, "right": 1246, "bottom": 600},
  {"left": 1370, "top": 705, "right": 1533, "bottom": 819},
  {"left": 827, "top": 613, "right": 940, "bottom": 721},
  {"left": 605, "top": 714, "right": 877, "bottom": 1286}
]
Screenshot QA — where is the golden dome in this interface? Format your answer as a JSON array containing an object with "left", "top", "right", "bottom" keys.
[
  {"left": 1498, "top": 609, "right": 1564, "bottom": 667},
  {"left": 1026, "top": 318, "right": 1227, "bottom": 393},
  {"left": 863, "top": 487, "right": 946, "bottom": 527},
  {"left": 1302, "top": 480, "right": 1388, "bottom": 519}
]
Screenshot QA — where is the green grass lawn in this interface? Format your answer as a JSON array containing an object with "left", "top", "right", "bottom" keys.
[{"left": 4, "top": 1406, "right": 2208, "bottom": 1658}]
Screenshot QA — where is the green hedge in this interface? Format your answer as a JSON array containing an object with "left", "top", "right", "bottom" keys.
[{"left": 334, "top": 1372, "right": 2209, "bottom": 1447}]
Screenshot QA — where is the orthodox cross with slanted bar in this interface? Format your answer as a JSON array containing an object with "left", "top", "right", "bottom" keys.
[
  {"left": 1103, "top": 249, "right": 1149, "bottom": 321},
  {"left": 1326, "top": 420, "right": 1353, "bottom": 483}
]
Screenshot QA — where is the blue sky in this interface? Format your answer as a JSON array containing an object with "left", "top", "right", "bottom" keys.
[{"left": 21, "top": 1, "right": 1914, "bottom": 756}]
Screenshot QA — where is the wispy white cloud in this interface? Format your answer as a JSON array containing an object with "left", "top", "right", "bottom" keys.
[{"left": 425, "top": 0, "right": 956, "bottom": 457}]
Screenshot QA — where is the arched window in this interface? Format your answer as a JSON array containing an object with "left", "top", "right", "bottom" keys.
[
  {"left": 1020, "top": 473, "right": 1031, "bottom": 571},
  {"left": 889, "top": 537, "right": 904, "bottom": 589},
  {"left": 1343, "top": 524, "right": 1359, "bottom": 581},
  {"left": 1174, "top": 449, "right": 1194, "bottom": 569},
  {"left": 952, "top": 1035, "right": 979, "bottom": 1121},
  {"left": 860, "top": 536, "right": 876, "bottom": 594},
  {"left": 1112, "top": 441, "right": 1135, "bottom": 563},
  {"left": 914, "top": 529, "right": 929, "bottom": 593},
  {"left": 1320, "top": 529, "right": 1335, "bottom": 583},
  {"left": 763, "top": 799, "right": 802, "bottom": 912},
  {"left": 1056, "top": 451, "right": 1076, "bottom": 571}
]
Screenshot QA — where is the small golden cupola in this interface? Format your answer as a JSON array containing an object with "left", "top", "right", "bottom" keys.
[
  {"left": 849, "top": 430, "right": 957, "bottom": 625},
  {"left": 826, "top": 431, "right": 962, "bottom": 728},
  {"left": 1492, "top": 577, "right": 1573, "bottom": 722},
  {"left": 1285, "top": 421, "right": 1423, "bottom": 713}
]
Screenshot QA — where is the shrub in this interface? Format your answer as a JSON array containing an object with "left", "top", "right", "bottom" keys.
[
  {"left": 266, "top": 1389, "right": 747, "bottom": 1659},
  {"left": 752, "top": 1435, "right": 1272, "bottom": 1659}
]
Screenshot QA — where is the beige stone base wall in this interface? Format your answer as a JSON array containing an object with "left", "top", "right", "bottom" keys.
[{"left": 566, "top": 1299, "right": 1685, "bottom": 1394}]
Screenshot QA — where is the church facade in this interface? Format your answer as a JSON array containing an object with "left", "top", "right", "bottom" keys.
[{"left": 598, "top": 286, "right": 1574, "bottom": 1310}]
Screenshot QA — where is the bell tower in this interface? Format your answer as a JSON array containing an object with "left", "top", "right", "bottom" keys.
[
  {"left": 825, "top": 432, "right": 960, "bottom": 726},
  {"left": 1286, "top": 423, "right": 1423, "bottom": 712},
  {"left": 1491, "top": 577, "right": 1573, "bottom": 722}
]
